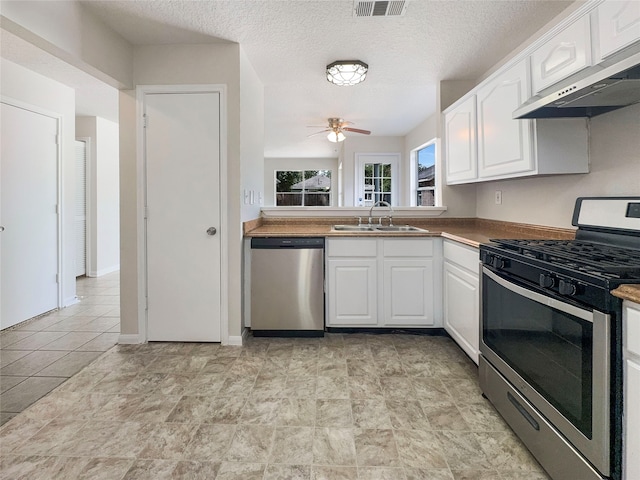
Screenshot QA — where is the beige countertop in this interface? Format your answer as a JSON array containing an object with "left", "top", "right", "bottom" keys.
[
  {"left": 612, "top": 285, "right": 640, "bottom": 304},
  {"left": 244, "top": 217, "right": 575, "bottom": 248}
]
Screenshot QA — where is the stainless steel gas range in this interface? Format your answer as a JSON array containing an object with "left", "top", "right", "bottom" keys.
[{"left": 479, "top": 197, "right": 640, "bottom": 480}]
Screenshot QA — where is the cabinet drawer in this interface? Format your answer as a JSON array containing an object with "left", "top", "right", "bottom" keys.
[
  {"left": 327, "top": 238, "right": 377, "bottom": 257},
  {"left": 383, "top": 239, "right": 432, "bottom": 257},
  {"left": 625, "top": 302, "right": 640, "bottom": 357},
  {"left": 444, "top": 240, "right": 480, "bottom": 273}
]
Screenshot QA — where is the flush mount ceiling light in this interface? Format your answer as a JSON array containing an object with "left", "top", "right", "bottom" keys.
[{"left": 326, "top": 60, "right": 368, "bottom": 86}]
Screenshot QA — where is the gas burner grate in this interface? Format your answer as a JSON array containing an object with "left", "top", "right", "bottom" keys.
[{"left": 490, "top": 239, "right": 640, "bottom": 279}]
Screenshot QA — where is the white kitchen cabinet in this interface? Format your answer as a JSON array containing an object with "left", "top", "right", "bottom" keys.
[
  {"left": 444, "top": 95, "right": 477, "bottom": 184},
  {"left": 383, "top": 239, "right": 435, "bottom": 326},
  {"left": 326, "top": 239, "right": 378, "bottom": 326},
  {"left": 623, "top": 300, "right": 640, "bottom": 480},
  {"left": 443, "top": 240, "right": 480, "bottom": 364},
  {"left": 531, "top": 15, "right": 592, "bottom": 94},
  {"left": 444, "top": 58, "right": 589, "bottom": 185},
  {"left": 477, "top": 60, "right": 535, "bottom": 179},
  {"left": 594, "top": 0, "right": 640, "bottom": 62},
  {"left": 326, "top": 237, "right": 440, "bottom": 328}
]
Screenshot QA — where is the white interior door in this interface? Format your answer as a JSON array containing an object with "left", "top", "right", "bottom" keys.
[
  {"left": 1, "top": 102, "right": 59, "bottom": 329},
  {"left": 144, "top": 91, "right": 221, "bottom": 342},
  {"left": 75, "top": 140, "right": 87, "bottom": 277}
]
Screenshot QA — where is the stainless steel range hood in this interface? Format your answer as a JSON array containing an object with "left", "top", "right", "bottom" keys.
[{"left": 514, "top": 50, "right": 640, "bottom": 119}]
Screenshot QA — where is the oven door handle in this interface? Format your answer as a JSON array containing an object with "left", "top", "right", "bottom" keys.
[{"left": 483, "top": 267, "right": 594, "bottom": 322}]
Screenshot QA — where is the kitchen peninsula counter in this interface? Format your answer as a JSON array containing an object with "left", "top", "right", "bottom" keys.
[{"left": 244, "top": 216, "right": 576, "bottom": 248}]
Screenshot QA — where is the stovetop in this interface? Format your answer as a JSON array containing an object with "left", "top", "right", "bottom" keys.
[{"left": 488, "top": 239, "right": 640, "bottom": 281}]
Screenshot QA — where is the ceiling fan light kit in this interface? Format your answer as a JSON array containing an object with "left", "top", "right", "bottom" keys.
[
  {"left": 308, "top": 118, "right": 371, "bottom": 143},
  {"left": 327, "top": 131, "right": 346, "bottom": 143},
  {"left": 326, "top": 60, "right": 368, "bottom": 86}
]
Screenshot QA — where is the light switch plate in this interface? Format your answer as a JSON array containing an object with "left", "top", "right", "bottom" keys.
[{"left": 495, "top": 191, "right": 502, "bottom": 205}]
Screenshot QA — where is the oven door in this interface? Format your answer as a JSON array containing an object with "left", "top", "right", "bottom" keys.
[{"left": 480, "top": 266, "right": 610, "bottom": 476}]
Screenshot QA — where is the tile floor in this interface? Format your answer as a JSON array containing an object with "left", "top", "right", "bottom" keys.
[
  {"left": 1, "top": 324, "right": 551, "bottom": 479},
  {"left": 0, "top": 272, "right": 120, "bottom": 424}
]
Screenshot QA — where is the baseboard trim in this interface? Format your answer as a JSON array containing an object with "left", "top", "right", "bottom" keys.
[
  {"left": 62, "top": 296, "right": 80, "bottom": 307},
  {"left": 87, "top": 265, "right": 120, "bottom": 278},
  {"left": 226, "top": 334, "right": 244, "bottom": 346},
  {"left": 118, "top": 334, "right": 141, "bottom": 344}
]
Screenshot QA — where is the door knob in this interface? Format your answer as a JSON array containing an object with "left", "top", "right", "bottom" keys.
[
  {"left": 206, "top": 227, "right": 217, "bottom": 236},
  {"left": 0, "top": 226, "right": 4, "bottom": 232}
]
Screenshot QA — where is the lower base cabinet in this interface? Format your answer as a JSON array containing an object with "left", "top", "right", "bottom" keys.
[
  {"left": 443, "top": 240, "right": 480, "bottom": 364},
  {"left": 326, "top": 237, "right": 441, "bottom": 328},
  {"left": 624, "top": 301, "right": 640, "bottom": 480}
]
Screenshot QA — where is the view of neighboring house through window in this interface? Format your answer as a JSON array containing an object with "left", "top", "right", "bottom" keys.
[
  {"left": 416, "top": 142, "right": 436, "bottom": 206},
  {"left": 275, "top": 170, "right": 331, "bottom": 206}
]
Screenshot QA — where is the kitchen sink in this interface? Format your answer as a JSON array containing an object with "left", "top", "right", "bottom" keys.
[
  {"left": 331, "top": 224, "right": 428, "bottom": 233},
  {"left": 375, "top": 225, "right": 428, "bottom": 232},
  {"left": 332, "top": 225, "right": 377, "bottom": 231}
]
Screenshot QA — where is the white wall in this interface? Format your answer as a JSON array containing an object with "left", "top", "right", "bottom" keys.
[
  {"left": 120, "top": 43, "right": 244, "bottom": 340},
  {"left": 76, "top": 116, "right": 120, "bottom": 277},
  {"left": 476, "top": 103, "right": 640, "bottom": 228},
  {"left": 264, "top": 158, "right": 339, "bottom": 206},
  {"left": 341, "top": 136, "right": 405, "bottom": 206},
  {"left": 1, "top": 59, "right": 77, "bottom": 306},
  {"left": 1, "top": 0, "right": 133, "bottom": 88},
  {"left": 240, "top": 47, "right": 265, "bottom": 220}
]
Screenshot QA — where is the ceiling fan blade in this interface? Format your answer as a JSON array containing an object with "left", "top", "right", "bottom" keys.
[
  {"left": 307, "top": 129, "right": 331, "bottom": 137},
  {"left": 343, "top": 127, "right": 371, "bottom": 135}
]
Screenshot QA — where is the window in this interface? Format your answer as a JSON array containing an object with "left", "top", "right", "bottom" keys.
[
  {"left": 275, "top": 170, "right": 331, "bottom": 206},
  {"left": 363, "top": 163, "right": 392, "bottom": 206},
  {"left": 416, "top": 142, "right": 436, "bottom": 206}
]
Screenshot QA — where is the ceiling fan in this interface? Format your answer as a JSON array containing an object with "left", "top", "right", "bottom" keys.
[{"left": 307, "top": 117, "right": 371, "bottom": 142}]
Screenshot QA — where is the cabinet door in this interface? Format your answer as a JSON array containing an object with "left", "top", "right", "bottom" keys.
[
  {"left": 327, "top": 258, "right": 378, "bottom": 326},
  {"left": 443, "top": 262, "right": 479, "bottom": 364},
  {"left": 625, "top": 358, "right": 640, "bottom": 479},
  {"left": 531, "top": 15, "right": 592, "bottom": 94},
  {"left": 477, "top": 60, "right": 534, "bottom": 179},
  {"left": 444, "top": 95, "right": 477, "bottom": 184},
  {"left": 596, "top": 0, "right": 640, "bottom": 61},
  {"left": 383, "top": 259, "right": 434, "bottom": 326}
]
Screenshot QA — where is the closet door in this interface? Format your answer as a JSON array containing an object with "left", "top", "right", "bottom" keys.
[
  {"left": 144, "top": 91, "right": 222, "bottom": 342},
  {"left": 75, "top": 140, "right": 87, "bottom": 277},
  {"left": 1, "top": 102, "right": 59, "bottom": 329}
]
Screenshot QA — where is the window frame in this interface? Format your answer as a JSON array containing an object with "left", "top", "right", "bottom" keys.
[
  {"left": 274, "top": 169, "right": 332, "bottom": 207},
  {"left": 411, "top": 139, "right": 438, "bottom": 207},
  {"left": 354, "top": 153, "right": 400, "bottom": 207}
]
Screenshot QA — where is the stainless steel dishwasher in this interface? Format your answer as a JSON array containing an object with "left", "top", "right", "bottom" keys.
[{"left": 250, "top": 237, "right": 325, "bottom": 337}]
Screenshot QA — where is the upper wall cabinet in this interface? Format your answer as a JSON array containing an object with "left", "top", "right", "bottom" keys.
[
  {"left": 531, "top": 15, "right": 592, "bottom": 94},
  {"left": 444, "top": 59, "right": 590, "bottom": 185},
  {"left": 477, "top": 61, "right": 534, "bottom": 179},
  {"left": 444, "top": 95, "right": 477, "bottom": 184},
  {"left": 594, "top": 0, "right": 640, "bottom": 61}
]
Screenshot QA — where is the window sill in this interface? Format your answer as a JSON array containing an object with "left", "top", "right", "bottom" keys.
[{"left": 260, "top": 206, "right": 448, "bottom": 217}]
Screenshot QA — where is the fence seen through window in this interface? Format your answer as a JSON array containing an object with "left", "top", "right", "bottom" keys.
[{"left": 275, "top": 170, "right": 332, "bottom": 206}]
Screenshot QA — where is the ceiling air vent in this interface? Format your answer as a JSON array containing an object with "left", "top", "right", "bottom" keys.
[{"left": 354, "top": 1, "right": 407, "bottom": 17}]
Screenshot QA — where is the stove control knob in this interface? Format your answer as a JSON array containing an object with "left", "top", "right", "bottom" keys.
[
  {"left": 491, "top": 256, "right": 509, "bottom": 269},
  {"left": 539, "top": 274, "right": 555, "bottom": 288},
  {"left": 558, "top": 279, "right": 577, "bottom": 296}
]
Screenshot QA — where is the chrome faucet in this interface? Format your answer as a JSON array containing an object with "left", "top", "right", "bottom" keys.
[{"left": 368, "top": 200, "right": 394, "bottom": 226}]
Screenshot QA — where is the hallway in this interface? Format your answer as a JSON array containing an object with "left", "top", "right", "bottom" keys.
[{"left": 0, "top": 272, "right": 120, "bottom": 424}]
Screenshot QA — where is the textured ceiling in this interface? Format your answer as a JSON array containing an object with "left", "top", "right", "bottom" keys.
[{"left": 3, "top": 0, "right": 576, "bottom": 157}]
